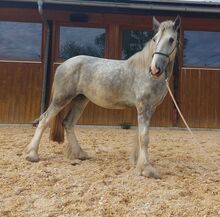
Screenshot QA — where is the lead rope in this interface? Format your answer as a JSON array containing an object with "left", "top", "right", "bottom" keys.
[{"left": 165, "top": 79, "right": 220, "bottom": 176}]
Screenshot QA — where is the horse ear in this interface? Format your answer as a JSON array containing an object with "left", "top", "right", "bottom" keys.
[
  {"left": 173, "top": 15, "right": 181, "bottom": 31},
  {"left": 153, "top": 16, "right": 160, "bottom": 32}
]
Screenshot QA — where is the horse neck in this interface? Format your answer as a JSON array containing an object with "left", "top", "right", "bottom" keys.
[{"left": 126, "top": 40, "right": 175, "bottom": 80}]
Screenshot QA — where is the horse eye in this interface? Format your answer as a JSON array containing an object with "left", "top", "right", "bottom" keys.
[
  {"left": 152, "top": 37, "right": 156, "bottom": 42},
  {"left": 169, "top": 37, "right": 174, "bottom": 44}
]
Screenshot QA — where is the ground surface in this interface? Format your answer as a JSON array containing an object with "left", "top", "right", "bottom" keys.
[{"left": 0, "top": 127, "right": 220, "bottom": 217}]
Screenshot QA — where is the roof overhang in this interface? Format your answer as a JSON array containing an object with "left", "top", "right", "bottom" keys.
[{"left": 1, "top": 0, "right": 220, "bottom": 17}]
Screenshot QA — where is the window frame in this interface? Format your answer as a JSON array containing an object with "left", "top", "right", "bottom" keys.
[
  {"left": 181, "top": 17, "right": 220, "bottom": 70},
  {"left": 54, "top": 22, "right": 109, "bottom": 63},
  {"left": 0, "top": 20, "right": 43, "bottom": 62},
  {"left": 182, "top": 29, "right": 220, "bottom": 69}
]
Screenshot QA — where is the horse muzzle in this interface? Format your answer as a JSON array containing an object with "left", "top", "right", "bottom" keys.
[{"left": 149, "top": 65, "right": 162, "bottom": 79}]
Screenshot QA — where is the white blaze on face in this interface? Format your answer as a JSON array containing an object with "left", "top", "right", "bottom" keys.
[{"left": 150, "top": 58, "right": 160, "bottom": 76}]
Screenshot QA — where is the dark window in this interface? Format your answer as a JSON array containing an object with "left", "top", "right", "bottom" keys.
[
  {"left": 59, "top": 26, "right": 106, "bottom": 60},
  {"left": 0, "top": 21, "right": 42, "bottom": 60},
  {"left": 121, "top": 29, "right": 153, "bottom": 60},
  {"left": 184, "top": 31, "right": 220, "bottom": 67}
]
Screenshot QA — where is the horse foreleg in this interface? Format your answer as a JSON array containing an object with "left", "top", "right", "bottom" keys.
[
  {"left": 135, "top": 103, "right": 160, "bottom": 178},
  {"left": 26, "top": 104, "right": 64, "bottom": 162},
  {"left": 63, "top": 95, "right": 89, "bottom": 160}
]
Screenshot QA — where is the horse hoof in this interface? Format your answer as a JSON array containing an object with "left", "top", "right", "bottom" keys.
[
  {"left": 142, "top": 169, "right": 160, "bottom": 179},
  {"left": 142, "top": 165, "right": 160, "bottom": 179},
  {"left": 26, "top": 151, "right": 40, "bottom": 162},
  {"left": 78, "top": 150, "right": 89, "bottom": 161},
  {"left": 136, "top": 164, "right": 160, "bottom": 179},
  {"left": 65, "top": 148, "right": 89, "bottom": 161}
]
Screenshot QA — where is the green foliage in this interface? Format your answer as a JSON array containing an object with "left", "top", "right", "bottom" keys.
[
  {"left": 120, "top": 122, "right": 132, "bottom": 129},
  {"left": 122, "top": 30, "right": 154, "bottom": 59}
]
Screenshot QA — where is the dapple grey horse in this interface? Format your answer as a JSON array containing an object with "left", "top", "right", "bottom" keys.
[{"left": 26, "top": 16, "right": 180, "bottom": 178}]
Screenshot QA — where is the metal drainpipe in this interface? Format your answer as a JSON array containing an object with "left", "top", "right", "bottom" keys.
[{"left": 38, "top": 0, "right": 52, "bottom": 114}]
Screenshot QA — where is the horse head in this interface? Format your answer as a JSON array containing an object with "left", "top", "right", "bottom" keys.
[{"left": 149, "top": 16, "right": 180, "bottom": 79}]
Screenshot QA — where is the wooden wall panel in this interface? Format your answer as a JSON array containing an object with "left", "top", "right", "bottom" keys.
[
  {"left": 0, "top": 62, "right": 43, "bottom": 123},
  {"left": 179, "top": 68, "right": 220, "bottom": 128},
  {"left": 0, "top": 8, "right": 41, "bottom": 22}
]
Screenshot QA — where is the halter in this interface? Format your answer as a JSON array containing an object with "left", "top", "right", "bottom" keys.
[
  {"left": 152, "top": 44, "right": 177, "bottom": 62},
  {"left": 152, "top": 37, "right": 178, "bottom": 61}
]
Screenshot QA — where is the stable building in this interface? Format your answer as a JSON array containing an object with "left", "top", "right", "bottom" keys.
[{"left": 0, "top": 0, "right": 220, "bottom": 128}]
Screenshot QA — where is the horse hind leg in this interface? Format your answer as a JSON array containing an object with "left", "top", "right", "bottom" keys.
[
  {"left": 26, "top": 96, "right": 73, "bottom": 162},
  {"left": 63, "top": 95, "right": 89, "bottom": 160}
]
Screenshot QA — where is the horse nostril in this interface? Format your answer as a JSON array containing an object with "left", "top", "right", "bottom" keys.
[
  {"left": 154, "top": 63, "right": 160, "bottom": 73},
  {"left": 156, "top": 67, "right": 161, "bottom": 74}
]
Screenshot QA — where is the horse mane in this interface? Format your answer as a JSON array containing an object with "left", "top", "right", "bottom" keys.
[
  {"left": 127, "top": 40, "right": 155, "bottom": 72},
  {"left": 127, "top": 20, "right": 174, "bottom": 72}
]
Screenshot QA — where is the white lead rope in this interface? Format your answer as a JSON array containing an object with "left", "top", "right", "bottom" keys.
[
  {"left": 165, "top": 79, "right": 193, "bottom": 136},
  {"left": 165, "top": 79, "right": 220, "bottom": 175}
]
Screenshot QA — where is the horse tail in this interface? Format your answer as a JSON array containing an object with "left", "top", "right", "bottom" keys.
[
  {"left": 49, "top": 108, "right": 65, "bottom": 144},
  {"left": 49, "top": 86, "right": 71, "bottom": 144}
]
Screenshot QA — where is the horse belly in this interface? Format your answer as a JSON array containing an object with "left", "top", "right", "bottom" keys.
[{"left": 85, "top": 92, "right": 131, "bottom": 109}]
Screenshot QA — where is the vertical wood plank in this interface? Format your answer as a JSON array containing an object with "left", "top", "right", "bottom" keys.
[
  {"left": 179, "top": 68, "right": 220, "bottom": 128},
  {"left": 0, "top": 62, "right": 43, "bottom": 123}
]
